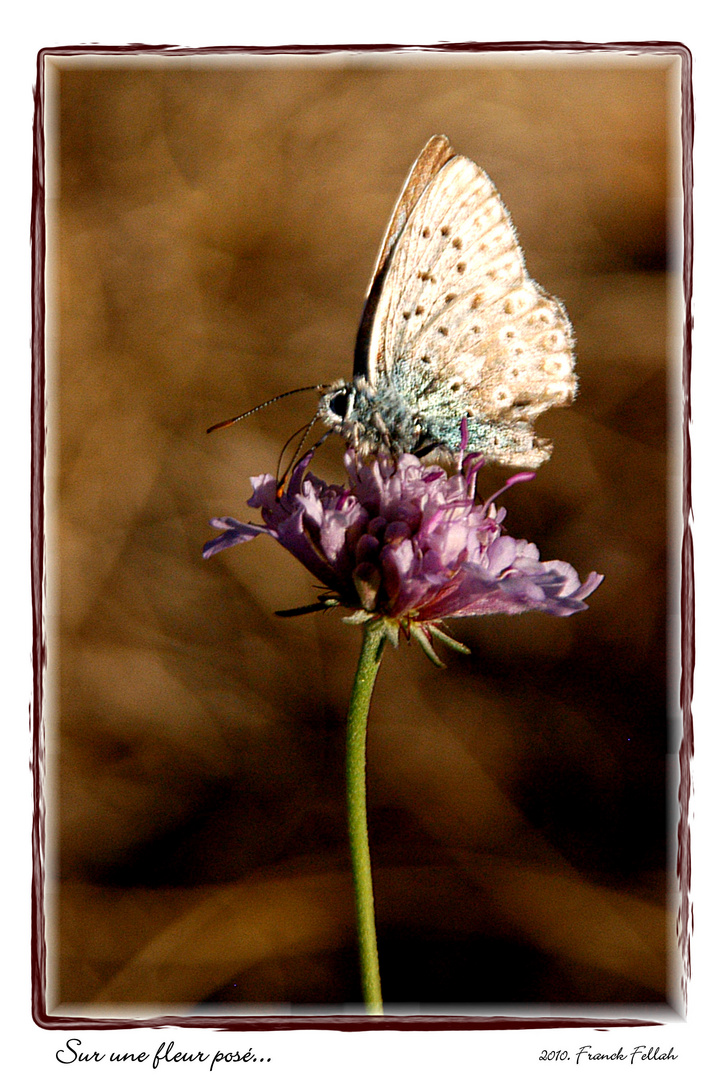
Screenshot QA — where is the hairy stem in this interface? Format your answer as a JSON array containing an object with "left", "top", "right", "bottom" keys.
[{"left": 345, "top": 619, "right": 386, "bottom": 1014}]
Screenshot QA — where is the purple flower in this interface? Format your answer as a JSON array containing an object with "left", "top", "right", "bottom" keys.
[{"left": 204, "top": 447, "right": 602, "bottom": 661}]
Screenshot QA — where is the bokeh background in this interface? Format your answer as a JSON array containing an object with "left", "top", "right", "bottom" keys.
[{"left": 47, "top": 50, "right": 680, "bottom": 1014}]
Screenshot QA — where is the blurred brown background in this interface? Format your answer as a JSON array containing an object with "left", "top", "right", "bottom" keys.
[{"left": 48, "top": 51, "right": 678, "bottom": 1013}]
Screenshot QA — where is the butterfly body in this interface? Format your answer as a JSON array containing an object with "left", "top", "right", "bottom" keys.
[{"left": 318, "top": 135, "right": 577, "bottom": 469}]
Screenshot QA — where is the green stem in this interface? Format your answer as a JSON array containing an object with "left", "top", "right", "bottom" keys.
[{"left": 346, "top": 619, "right": 386, "bottom": 1014}]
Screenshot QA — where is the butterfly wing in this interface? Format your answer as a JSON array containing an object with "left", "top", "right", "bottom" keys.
[
  {"left": 355, "top": 137, "right": 576, "bottom": 465},
  {"left": 354, "top": 135, "right": 454, "bottom": 377}
]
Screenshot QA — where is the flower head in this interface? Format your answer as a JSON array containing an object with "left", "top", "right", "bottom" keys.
[{"left": 204, "top": 446, "right": 602, "bottom": 661}]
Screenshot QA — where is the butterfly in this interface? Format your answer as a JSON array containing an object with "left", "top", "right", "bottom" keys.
[{"left": 317, "top": 135, "right": 577, "bottom": 468}]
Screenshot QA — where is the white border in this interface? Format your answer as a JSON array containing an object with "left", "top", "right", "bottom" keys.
[{"left": 4, "top": 6, "right": 715, "bottom": 1078}]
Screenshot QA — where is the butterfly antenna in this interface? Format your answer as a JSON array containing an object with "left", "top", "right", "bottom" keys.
[
  {"left": 276, "top": 418, "right": 316, "bottom": 482},
  {"left": 305, "top": 428, "right": 332, "bottom": 459},
  {"left": 277, "top": 428, "right": 331, "bottom": 497},
  {"left": 206, "top": 384, "right": 326, "bottom": 434}
]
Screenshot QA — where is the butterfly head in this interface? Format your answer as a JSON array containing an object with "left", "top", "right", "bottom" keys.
[{"left": 318, "top": 376, "right": 424, "bottom": 457}]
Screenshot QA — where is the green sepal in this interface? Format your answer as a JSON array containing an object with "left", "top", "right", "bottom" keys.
[
  {"left": 428, "top": 623, "right": 471, "bottom": 655},
  {"left": 342, "top": 609, "right": 374, "bottom": 625},
  {"left": 383, "top": 620, "right": 400, "bottom": 649},
  {"left": 409, "top": 624, "right": 446, "bottom": 668}
]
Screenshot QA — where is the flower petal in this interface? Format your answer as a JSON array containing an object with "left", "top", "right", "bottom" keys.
[{"left": 202, "top": 517, "right": 273, "bottom": 558}]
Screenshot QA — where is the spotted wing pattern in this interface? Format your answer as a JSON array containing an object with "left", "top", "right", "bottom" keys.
[{"left": 358, "top": 138, "right": 576, "bottom": 434}]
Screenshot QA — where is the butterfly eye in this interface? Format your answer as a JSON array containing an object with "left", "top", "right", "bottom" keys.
[{"left": 329, "top": 390, "right": 350, "bottom": 418}]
